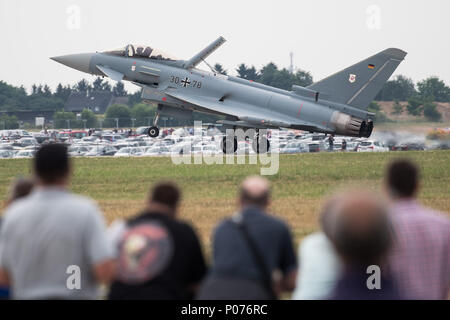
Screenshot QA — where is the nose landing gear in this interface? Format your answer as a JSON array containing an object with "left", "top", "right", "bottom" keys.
[
  {"left": 148, "top": 126, "right": 159, "bottom": 138},
  {"left": 148, "top": 113, "right": 160, "bottom": 138}
]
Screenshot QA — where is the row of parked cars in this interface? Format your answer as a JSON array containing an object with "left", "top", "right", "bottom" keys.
[{"left": 0, "top": 127, "right": 447, "bottom": 159}]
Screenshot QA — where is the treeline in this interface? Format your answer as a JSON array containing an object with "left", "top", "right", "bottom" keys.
[
  {"left": 364, "top": 75, "right": 450, "bottom": 122},
  {"left": 375, "top": 75, "right": 450, "bottom": 102},
  {"left": 1, "top": 61, "right": 450, "bottom": 129},
  {"left": 0, "top": 78, "right": 141, "bottom": 112},
  {"left": 0, "top": 62, "right": 315, "bottom": 113},
  {"left": 49, "top": 103, "right": 223, "bottom": 129}
]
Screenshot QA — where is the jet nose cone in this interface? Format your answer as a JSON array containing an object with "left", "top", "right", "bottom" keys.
[{"left": 51, "top": 53, "right": 93, "bottom": 74}]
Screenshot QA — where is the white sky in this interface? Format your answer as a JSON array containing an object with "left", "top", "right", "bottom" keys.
[{"left": 0, "top": 0, "right": 449, "bottom": 93}]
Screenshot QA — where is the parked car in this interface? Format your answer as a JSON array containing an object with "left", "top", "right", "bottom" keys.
[
  {"left": 85, "top": 145, "right": 118, "bottom": 156},
  {"left": 308, "top": 142, "right": 326, "bottom": 152},
  {"left": 136, "top": 127, "right": 150, "bottom": 135},
  {"left": 0, "top": 150, "right": 14, "bottom": 158},
  {"left": 114, "top": 147, "right": 145, "bottom": 157},
  {"left": 144, "top": 146, "right": 171, "bottom": 156},
  {"left": 357, "top": 140, "right": 389, "bottom": 152},
  {"left": 396, "top": 141, "right": 426, "bottom": 151},
  {"left": 14, "top": 150, "right": 36, "bottom": 158},
  {"left": 68, "top": 145, "right": 93, "bottom": 157},
  {"left": 13, "top": 137, "right": 38, "bottom": 147},
  {"left": 281, "top": 141, "right": 308, "bottom": 154},
  {"left": 58, "top": 130, "right": 88, "bottom": 141}
]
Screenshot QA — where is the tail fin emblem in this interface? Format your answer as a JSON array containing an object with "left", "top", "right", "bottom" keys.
[{"left": 348, "top": 74, "right": 356, "bottom": 83}]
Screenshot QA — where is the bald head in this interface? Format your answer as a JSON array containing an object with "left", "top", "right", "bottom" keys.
[
  {"left": 329, "top": 190, "right": 392, "bottom": 266},
  {"left": 239, "top": 176, "right": 271, "bottom": 208}
]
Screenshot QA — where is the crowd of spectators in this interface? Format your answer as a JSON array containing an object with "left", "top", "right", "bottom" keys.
[{"left": 0, "top": 144, "right": 448, "bottom": 300}]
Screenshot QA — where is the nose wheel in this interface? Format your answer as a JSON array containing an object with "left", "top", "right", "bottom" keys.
[
  {"left": 148, "top": 113, "right": 160, "bottom": 138},
  {"left": 148, "top": 126, "right": 159, "bottom": 138}
]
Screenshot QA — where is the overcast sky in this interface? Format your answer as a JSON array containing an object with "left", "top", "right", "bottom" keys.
[{"left": 1, "top": 0, "right": 449, "bottom": 93}]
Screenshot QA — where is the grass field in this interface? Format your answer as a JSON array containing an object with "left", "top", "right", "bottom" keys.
[{"left": 1, "top": 151, "right": 449, "bottom": 254}]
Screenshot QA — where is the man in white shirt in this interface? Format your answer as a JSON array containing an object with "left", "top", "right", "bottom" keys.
[
  {"left": 293, "top": 194, "right": 342, "bottom": 300},
  {"left": 0, "top": 144, "right": 114, "bottom": 299}
]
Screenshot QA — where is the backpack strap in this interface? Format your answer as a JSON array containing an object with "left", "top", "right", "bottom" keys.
[{"left": 232, "top": 213, "right": 277, "bottom": 299}]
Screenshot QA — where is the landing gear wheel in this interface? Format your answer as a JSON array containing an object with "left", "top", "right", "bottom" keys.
[
  {"left": 252, "top": 136, "right": 270, "bottom": 154},
  {"left": 148, "top": 126, "right": 160, "bottom": 138},
  {"left": 221, "top": 136, "right": 238, "bottom": 154}
]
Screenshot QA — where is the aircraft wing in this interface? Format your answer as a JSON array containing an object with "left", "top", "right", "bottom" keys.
[{"left": 164, "top": 89, "right": 327, "bottom": 132}]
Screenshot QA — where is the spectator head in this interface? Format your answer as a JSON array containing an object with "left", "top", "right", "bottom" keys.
[
  {"left": 6, "top": 177, "right": 34, "bottom": 206},
  {"left": 319, "top": 194, "right": 341, "bottom": 241},
  {"left": 148, "top": 182, "right": 181, "bottom": 217},
  {"left": 329, "top": 190, "right": 392, "bottom": 268},
  {"left": 34, "top": 144, "right": 71, "bottom": 185},
  {"left": 385, "top": 159, "right": 419, "bottom": 199},
  {"left": 239, "top": 176, "right": 271, "bottom": 209}
]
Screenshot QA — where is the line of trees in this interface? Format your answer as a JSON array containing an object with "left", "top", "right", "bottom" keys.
[
  {"left": 214, "top": 63, "right": 313, "bottom": 90},
  {"left": 0, "top": 78, "right": 138, "bottom": 113},
  {"left": 1, "top": 62, "right": 450, "bottom": 129},
  {"left": 373, "top": 75, "right": 450, "bottom": 122},
  {"left": 50, "top": 103, "right": 223, "bottom": 129}
]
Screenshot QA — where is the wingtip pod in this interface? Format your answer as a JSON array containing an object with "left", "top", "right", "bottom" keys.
[{"left": 382, "top": 48, "right": 407, "bottom": 60}]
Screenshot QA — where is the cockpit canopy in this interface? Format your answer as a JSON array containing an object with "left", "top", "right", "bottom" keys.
[{"left": 103, "top": 44, "right": 177, "bottom": 61}]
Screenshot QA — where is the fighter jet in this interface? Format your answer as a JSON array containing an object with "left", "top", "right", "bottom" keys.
[{"left": 51, "top": 36, "right": 406, "bottom": 153}]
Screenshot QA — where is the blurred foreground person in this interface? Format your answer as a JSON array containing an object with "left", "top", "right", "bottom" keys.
[
  {"left": 386, "top": 159, "right": 450, "bottom": 300},
  {"left": 5, "top": 178, "right": 35, "bottom": 207},
  {"left": 197, "top": 176, "right": 297, "bottom": 300},
  {"left": 0, "top": 178, "right": 34, "bottom": 299},
  {"left": 292, "top": 196, "right": 342, "bottom": 299},
  {"left": 0, "top": 144, "right": 114, "bottom": 299},
  {"left": 108, "top": 182, "right": 207, "bottom": 300},
  {"left": 1, "top": 178, "right": 35, "bottom": 228},
  {"left": 328, "top": 190, "right": 402, "bottom": 300}
]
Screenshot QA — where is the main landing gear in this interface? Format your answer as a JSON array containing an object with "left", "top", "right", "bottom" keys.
[
  {"left": 252, "top": 133, "right": 270, "bottom": 154},
  {"left": 221, "top": 135, "right": 238, "bottom": 154},
  {"left": 220, "top": 129, "right": 270, "bottom": 154}
]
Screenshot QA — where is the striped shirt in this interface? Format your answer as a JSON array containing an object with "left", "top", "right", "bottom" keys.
[{"left": 388, "top": 200, "right": 450, "bottom": 300}]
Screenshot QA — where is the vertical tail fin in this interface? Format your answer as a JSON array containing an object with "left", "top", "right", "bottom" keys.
[{"left": 307, "top": 48, "right": 407, "bottom": 110}]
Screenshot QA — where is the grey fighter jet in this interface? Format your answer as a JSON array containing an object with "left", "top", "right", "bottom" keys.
[{"left": 51, "top": 37, "right": 406, "bottom": 153}]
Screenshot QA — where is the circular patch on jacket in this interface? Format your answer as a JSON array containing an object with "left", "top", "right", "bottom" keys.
[{"left": 117, "top": 222, "right": 173, "bottom": 284}]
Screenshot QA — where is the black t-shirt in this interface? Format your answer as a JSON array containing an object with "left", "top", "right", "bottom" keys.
[{"left": 108, "top": 211, "right": 207, "bottom": 300}]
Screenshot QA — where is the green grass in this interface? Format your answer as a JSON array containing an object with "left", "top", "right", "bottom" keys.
[{"left": 1, "top": 151, "right": 449, "bottom": 251}]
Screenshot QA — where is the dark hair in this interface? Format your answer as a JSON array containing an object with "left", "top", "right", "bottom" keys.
[
  {"left": 150, "top": 182, "right": 181, "bottom": 210},
  {"left": 387, "top": 159, "right": 419, "bottom": 198},
  {"left": 34, "top": 144, "right": 70, "bottom": 184},
  {"left": 9, "top": 178, "right": 34, "bottom": 203},
  {"left": 334, "top": 209, "right": 392, "bottom": 266},
  {"left": 240, "top": 188, "right": 270, "bottom": 207}
]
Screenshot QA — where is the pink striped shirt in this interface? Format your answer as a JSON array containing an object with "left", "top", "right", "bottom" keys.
[{"left": 388, "top": 200, "right": 450, "bottom": 299}]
